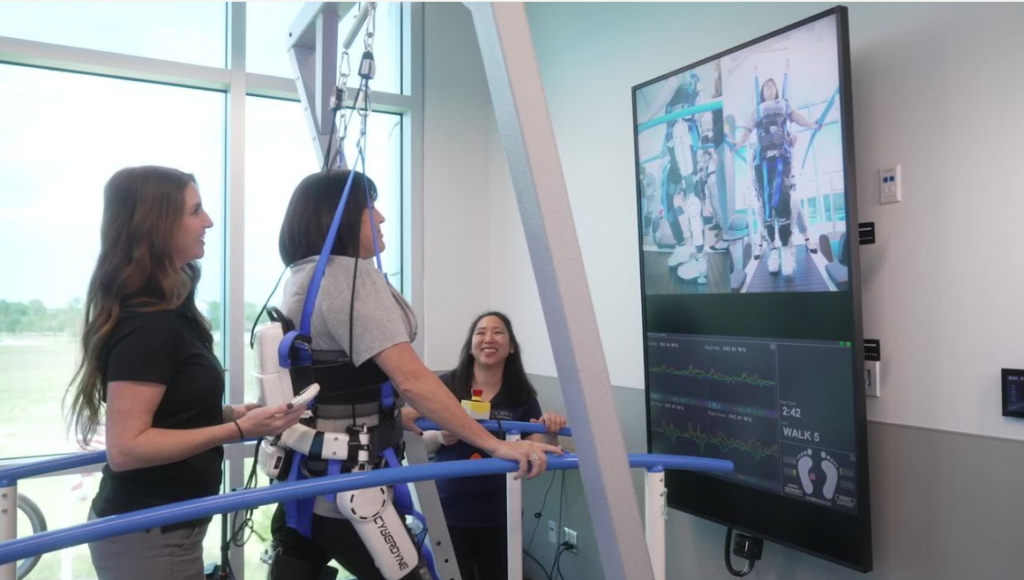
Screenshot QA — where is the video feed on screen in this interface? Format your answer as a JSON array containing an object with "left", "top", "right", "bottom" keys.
[{"left": 636, "top": 15, "right": 846, "bottom": 295}]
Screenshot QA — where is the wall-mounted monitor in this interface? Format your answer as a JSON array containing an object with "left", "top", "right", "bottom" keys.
[{"left": 633, "top": 6, "right": 872, "bottom": 571}]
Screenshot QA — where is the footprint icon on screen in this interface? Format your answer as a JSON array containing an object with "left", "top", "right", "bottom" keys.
[
  {"left": 820, "top": 451, "right": 839, "bottom": 500},
  {"left": 796, "top": 449, "right": 814, "bottom": 494}
]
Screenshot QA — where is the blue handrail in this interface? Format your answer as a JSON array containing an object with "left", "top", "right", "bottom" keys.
[
  {"left": 415, "top": 419, "right": 572, "bottom": 437},
  {"left": 0, "top": 420, "right": 563, "bottom": 486},
  {"left": 0, "top": 451, "right": 107, "bottom": 487},
  {"left": 0, "top": 439, "right": 260, "bottom": 486},
  {"left": 0, "top": 453, "right": 732, "bottom": 565}
]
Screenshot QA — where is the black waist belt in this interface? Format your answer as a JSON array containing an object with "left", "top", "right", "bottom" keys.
[
  {"left": 288, "top": 358, "right": 391, "bottom": 406},
  {"left": 303, "top": 412, "right": 405, "bottom": 464},
  {"left": 314, "top": 398, "right": 402, "bottom": 420}
]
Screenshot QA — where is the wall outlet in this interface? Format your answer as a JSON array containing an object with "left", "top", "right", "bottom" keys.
[
  {"left": 548, "top": 520, "right": 557, "bottom": 544},
  {"left": 563, "top": 527, "right": 578, "bottom": 552},
  {"left": 880, "top": 165, "right": 902, "bottom": 204}
]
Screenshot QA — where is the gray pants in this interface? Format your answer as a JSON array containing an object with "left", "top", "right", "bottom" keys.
[{"left": 88, "top": 511, "right": 209, "bottom": 580}]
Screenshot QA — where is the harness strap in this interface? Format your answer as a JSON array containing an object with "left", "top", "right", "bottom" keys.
[{"left": 283, "top": 453, "right": 315, "bottom": 538}]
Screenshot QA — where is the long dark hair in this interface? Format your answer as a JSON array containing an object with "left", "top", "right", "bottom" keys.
[
  {"left": 279, "top": 170, "right": 378, "bottom": 265},
  {"left": 65, "top": 166, "right": 212, "bottom": 446},
  {"left": 448, "top": 312, "right": 537, "bottom": 405}
]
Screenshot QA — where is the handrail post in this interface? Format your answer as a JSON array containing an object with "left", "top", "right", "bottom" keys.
[
  {"left": 1, "top": 484, "right": 16, "bottom": 580},
  {"left": 645, "top": 468, "right": 666, "bottom": 580},
  {"left": 506, "top": 431, "right": 523, "bottom": 580}
]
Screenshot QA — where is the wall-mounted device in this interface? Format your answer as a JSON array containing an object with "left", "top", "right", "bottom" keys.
[
  {"left": 879, "top": 165, "right": 902, "bottom": 204},
  {"left": 1002, "top": 369, "right": 1024, "bottom": 419},
  {"left": 863, "top": 340, "right": 880, "bottom": 398}
]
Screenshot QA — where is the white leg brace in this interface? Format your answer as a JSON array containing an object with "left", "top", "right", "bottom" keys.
[
  {"left": 336, "top": 481, "right": 430, "bottom": 580},
  {"left": 259, "top": 425, "right": 432, "bottom": 580}
]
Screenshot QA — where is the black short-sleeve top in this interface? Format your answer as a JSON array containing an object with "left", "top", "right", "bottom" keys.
[{"left": 90, "top": 307, "right": 225, "bottom": 523}]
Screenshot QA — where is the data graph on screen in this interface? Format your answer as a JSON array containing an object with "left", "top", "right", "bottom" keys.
[{"left": 648, "top": 333, "right": 859, "bottom": 512}]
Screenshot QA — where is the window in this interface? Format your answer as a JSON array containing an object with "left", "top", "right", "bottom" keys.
[
  {"left": 0, "top": 5, "right": 414, "bottom": 578},
  {"left": 244, "top": 2, "right": 306, "bottom": 77},
  {"left": 0, "top": 63, "right": 225, "bottom": 459},
  {"left": 0, "top": 2, "right": 226, "bottom": 68},
  {"left": 246, "top": 2, "right": 403, "bottom": 94}
]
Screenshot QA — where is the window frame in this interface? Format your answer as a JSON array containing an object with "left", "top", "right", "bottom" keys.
[{"left": 0, "top": 3, "right": 423, "bottom": 578}]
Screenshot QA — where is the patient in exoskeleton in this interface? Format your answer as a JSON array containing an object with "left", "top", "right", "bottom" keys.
[{"left": 254, "top": 170, "right": 561, "bottom": 580}]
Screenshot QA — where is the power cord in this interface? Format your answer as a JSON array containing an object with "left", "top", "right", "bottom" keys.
[
  {"left": 524, "top": 471, "right": 561, "bottom": 580},
  {"left": 555, "top": 470, "right": 566, "bottom": 547},
  {"left": 229, "top": 442, "right": 264, "bottom": 547},
  {"left": 724, "top": 527, "right": 763, "bottom": 577},
  {"left": 523, "top": 550, "right": 552, "bottom": 580},
  {"left": 549, "top": 542, "right": 574, "bottom": 580},
  {"left": 526, "top": 471, "right": 561, "bottom": 550},
  {"left": 556, "top": 545, "right": 576, "bottom": 580},
  {"left": 214, "top": 442, "right": 264, "bottom": 579}
]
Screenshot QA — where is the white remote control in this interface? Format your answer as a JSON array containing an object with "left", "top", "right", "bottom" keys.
[{"left": 289, "top": 383, "right": 320, "bottom": 408}]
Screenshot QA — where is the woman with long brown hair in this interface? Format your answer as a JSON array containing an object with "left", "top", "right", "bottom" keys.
[{"left": 65, "top": 166, "right": 306, "bottom": 580}]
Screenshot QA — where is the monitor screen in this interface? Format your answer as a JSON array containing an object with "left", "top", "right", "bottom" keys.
[{"left": 633, "top": 6, "right": 872, "bottom": 571}]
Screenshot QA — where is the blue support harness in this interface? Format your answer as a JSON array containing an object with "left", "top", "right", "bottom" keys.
[
  {"left": 278, "top": 165, "right": 359, "bottom": 538},
  {"left": 276, "top": 145, "right": 437, "bottom": 580},
  {"left": 754, "top": 70, "right": 791, "bottom": 214}
]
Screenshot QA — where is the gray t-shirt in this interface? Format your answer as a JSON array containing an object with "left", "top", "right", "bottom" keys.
[
  {"left": 281, "top": 256, "right": 416, "bottom": 520},
  {"left": 280, "top": 256, "right": 417, "bottom": 365}
]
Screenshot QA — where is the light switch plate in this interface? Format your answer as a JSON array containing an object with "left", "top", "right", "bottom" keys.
[{"left": 865, "top": 360, "right": 881, "bottom": 397}]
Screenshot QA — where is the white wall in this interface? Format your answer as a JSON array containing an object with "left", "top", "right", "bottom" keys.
[
  {"left": 420, "top": 3, "right": 560, "bottom": 376},
  {"left": 421, "top": 2, "right": 493, "bottom": 370},
  {"left": 423, "top": 2, "right": 1024, "bottom": 438},
  {"left": 508, "top": 2, "right": 1024, "bottom": 441}
]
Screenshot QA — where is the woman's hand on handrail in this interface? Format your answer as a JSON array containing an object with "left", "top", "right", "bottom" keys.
[
  {"left": 529, "top": 411, "right": 567, "bottom": 446},
  {"left": 530, "top": 411, "right": 567, "bottom": 434},
  {"left": 489, "top": 439, "right": 563, "bottom": 480}
]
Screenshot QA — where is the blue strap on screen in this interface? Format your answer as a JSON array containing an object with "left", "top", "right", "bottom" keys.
[
  {"left": 772, "top": 156, "right": 784, "bottom": 208},
  {"left": 801, "top": 86, "right": 840, "bottom": 170}
]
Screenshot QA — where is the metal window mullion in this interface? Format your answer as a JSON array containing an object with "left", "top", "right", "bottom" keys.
[
  {"left": 225, "top": 3, "right": 247, "bottom": 579},
  {"left": 406, "top": 1, "right": 424, "bottom": 352},
  {"left": 244, "top": 74, "right": 413, "bottom": 113},
  {"left": 0, "top": 35, "right": 231, "bottom": 90}
]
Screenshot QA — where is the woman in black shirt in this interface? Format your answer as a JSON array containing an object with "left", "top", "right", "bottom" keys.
[{"left": 65, "top": 166, "right": 306, "bottom": 580}]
